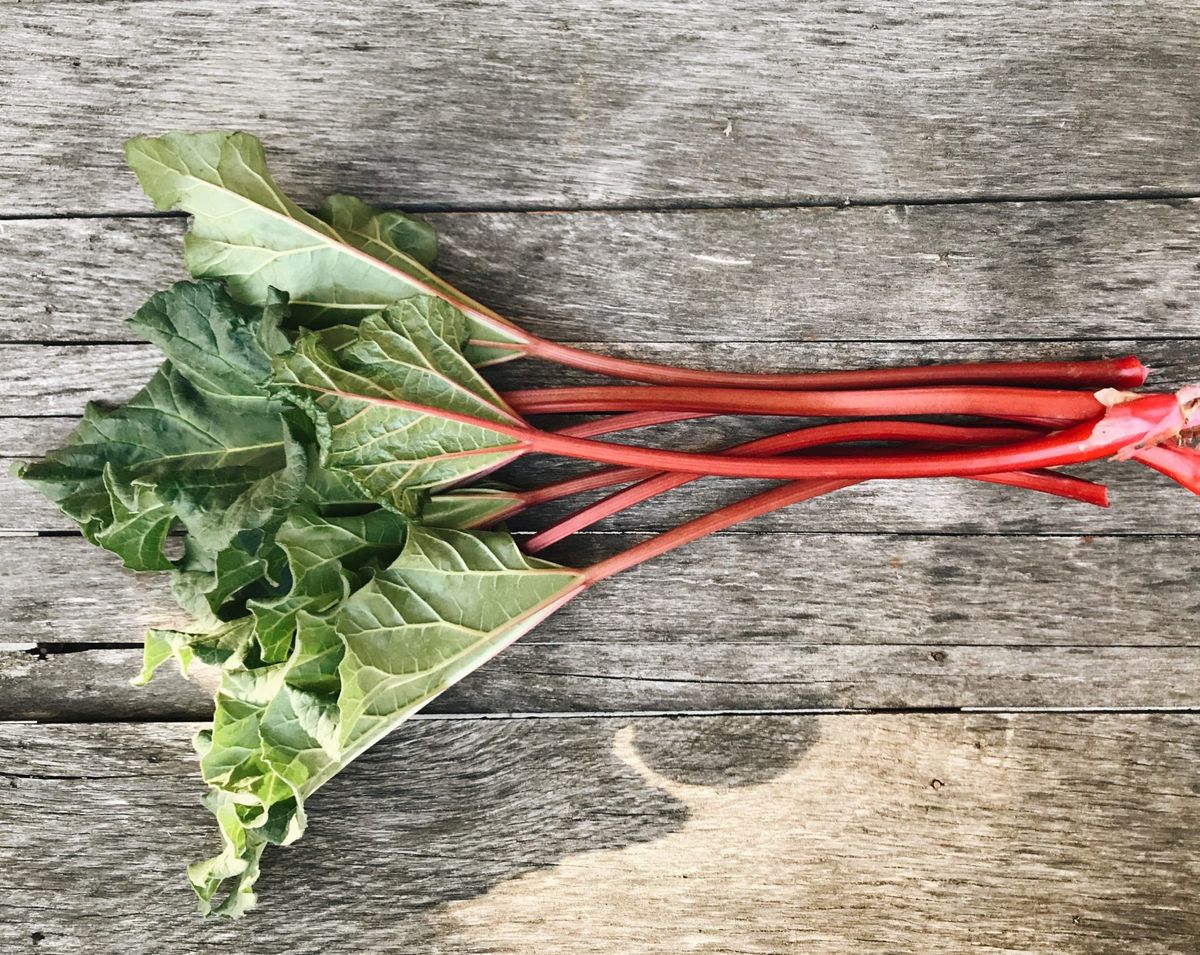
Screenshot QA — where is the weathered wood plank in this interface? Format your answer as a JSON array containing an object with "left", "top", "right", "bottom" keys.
[
  {"left": 2, "top": 715, "right": 1197, "bottom": 953},
  {"left": 4, "top": 201, "right": 1200, "bottom": 343},
  {"left": 7, "top": 338, "right": 1200, "bottom": 539},
  {"left": 6, "top": 400, "right": 1200, "bottom": 537},
  {"left": 6, "top": 338, "right": 1200, "bottom": 417},
  {"left": 0, "top": 345, "right": 162, "bottom": 415},
  {"left": 6, "top": 534, "right": 1198, "bottom": 650},
  {"left": 5, "top": 642, "right": 1199, "bottom": 722},
  {"left": 0, "top": 647, "right": 211, "bottom": 722},
  {"left": 5, "top": 3, "right": 1200, "bottom": 214}
]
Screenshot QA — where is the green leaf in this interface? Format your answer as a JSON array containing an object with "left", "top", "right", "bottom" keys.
[
  {"left": 94, "top": 467, "right": 176, "bottom": 571},
  {"left": 141, "top": 523, "right": 583, "bottom": 918},
  {"left": 249, "top": 508, "right": 409, "bottom": 663},
  {"left": 334, "top": 525, "right": 584, "bottom": 756},
  {"left": 272, "top": 297, "right": 525, "bottom": 508},
  {"left": 127, "top": 279, "right": 288, "bottom": 397},
  {"left": 132, "top": 627, "right": 197, "bottom": 686},
  {"left": 134, "top": 615, "right": 303, "bottom": 915},
  {"left": 124, "top": 131, "right": 523, "bottom": 362},
  {"left": 134, "top": 617, "right": 258, "bottom": 687},
  {"left": 170, "top": 530, "right": 280, "bottom": 623},
  {"left": 187, "top": 790, "right": 269, "bottom": 919},
  {"left": 419, "top": 487, "right": 524, "bottom": 529},
  {"left": 316, "top": 193, "right": 438, "bottom": 270},
  {"left": 17, "top": 360, "right": 300, "bottom": 572},
  {"left": 17, "top": 281, "right": 309, "bottom": 576}
]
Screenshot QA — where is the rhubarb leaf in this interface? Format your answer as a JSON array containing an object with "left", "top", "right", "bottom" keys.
[
  {"left": 16, "top": 282, "right": 309, "bottom": 585},
  {"left": 127, "top": 279, "right": 290, "bottom": 398},
  {"left": 170, "top": 529, "right": 285, "bottom": 623},
  {"left": 94, "top": 467, "right": 176, "bottom": 571},
  {"left": 124, "top": 130, "right": 523, "bottom": 363},
  {"left": 19, "top": 280, "right": 521, "bottom": 610},
  {"left": 334, "top": 525, "right": 583, "bottom": 754},
  {"left": 316, "top": 193, "right": 438, "bottom": 271},
  {"left": 248, "top": 508, "right": 408, "bottom": 663},
  {"left": 418, "top": 487, "right": 524, "bottom": 529},
  {"left": 17, "top": 361, "right": 301, "bottom": 572},
  {"left": 272, "top": 296, "right": 525, "bottom": 508},
  {"left": 140, "top": 522, "right": 582, "bottom": 918}
]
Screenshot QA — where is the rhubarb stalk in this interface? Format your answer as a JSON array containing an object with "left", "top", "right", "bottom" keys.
[{"left": 524, "top": 421, "right": 1106, "bottom": 552}]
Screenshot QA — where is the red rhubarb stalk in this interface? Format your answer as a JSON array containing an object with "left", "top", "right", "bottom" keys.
[
  {"left": 503, "top": 384, "right": 1105, "bottom": 421},
  {"left": 308, "top": 383, "right": 1199, "bottom": 482},
  {"left": 523, "top": 390, "right": 1196, "bottom": 480},
  {"left": 517, "top": 338, "right": 1148, "bottom": 391},
  {"left": 1134, "top": 444, "right": 1200, "bottom": 495},
  {"left": 524, "top": 421, "right": 1103, "bottom": 552},
  {"left": 522, "top": 421, "right": 1035, "bottom": 522}
]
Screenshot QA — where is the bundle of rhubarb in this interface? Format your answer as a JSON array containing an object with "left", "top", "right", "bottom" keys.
[{"left": 18, "top": 132, "right": 1200, "bottom": 917}]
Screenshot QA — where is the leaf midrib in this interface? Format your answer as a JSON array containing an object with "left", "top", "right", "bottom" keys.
[
  {"left": 319, "top": 577, "right": 583, "bottom": 794},
  {"left": 169, "top": 169, "right": 521, "bottom": 343}
]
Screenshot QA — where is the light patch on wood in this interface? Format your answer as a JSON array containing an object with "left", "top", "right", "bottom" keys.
[
  {"left": 184, "top": 660, "right": 223, "bottom": 699},
  {"left": 440, "top": 719, "right": 1195, "bottom": 953},
  {"left": 688, "top": 252, "right": 754, "bottom": 266},
  {"left": 1, "top": 715, "right": 1195, "bottom": 951}
]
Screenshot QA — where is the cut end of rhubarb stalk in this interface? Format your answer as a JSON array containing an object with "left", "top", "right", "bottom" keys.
[
  {"left": 1104, "top": 386, "right": 1200, "bottom": 462},
  {"left": 1093, "top": 388, "right": 1142, "bottom": 408},
  {"left": 1178, "top": 385, "right": 1200, "bottom": 420}
]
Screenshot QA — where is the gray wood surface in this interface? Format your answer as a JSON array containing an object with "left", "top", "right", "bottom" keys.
[
  {"left": 5, "top": 2, "right": 1200, "bottom": 214},
  {"left": 4, "top": 2, "right": 1199, "bottom": 945},
  {"left": 6, "top": 641, "right": 1200, "bottom": 723},
  {"left": 3, "top": 714, "right": 1198, "bottom": 954},
  {"left": 4, "top": 531, "right": 1198, "bottom": 717},
  {"left": 5, "top": 201, "right": 1200, "bottom": 344},
  {"left": 9, "top": 533, "right": 1200, "bottom": 648}
]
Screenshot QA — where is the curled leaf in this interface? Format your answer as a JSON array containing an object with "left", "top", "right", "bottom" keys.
[{"left": 138, "top": 522, "right": 582, "bottom": 916}]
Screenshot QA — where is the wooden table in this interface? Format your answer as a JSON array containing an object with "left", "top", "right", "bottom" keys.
[{"left": 2, "top": 3, "right": 1198, "bottom": 951}]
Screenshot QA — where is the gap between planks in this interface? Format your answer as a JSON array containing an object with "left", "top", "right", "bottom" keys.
[
  {"left": 6, "top": 188, "right": 1200, "bottom": 220},
  {"left": 6, "top": 705, "right": 1200, "bottom": 727}
]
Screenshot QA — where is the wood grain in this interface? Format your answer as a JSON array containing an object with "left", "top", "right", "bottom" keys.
[
  {"left": 7, "top": 400, "right": 1200, "bottom": 538},
  {"left": 2, "top": 714, "right": 1198, "bottom": 954},
  {"left": 4, "top": 201, "right": 1200, "bottom": 344},
  {"left": 5, "top": 641, "right": 1200, "bottom": 722},
  {"left": 5, "top": 529, "right": 1198, "bottom": 646},
  {"left": 7, "top": 338, "right": 1200, "bottom": 417},
  {"left": 5, "top": 3, "right": 1200, "bottom": 214},
  {"left": 4, "top": 3, "right": 1199, "bottom": 947}
]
